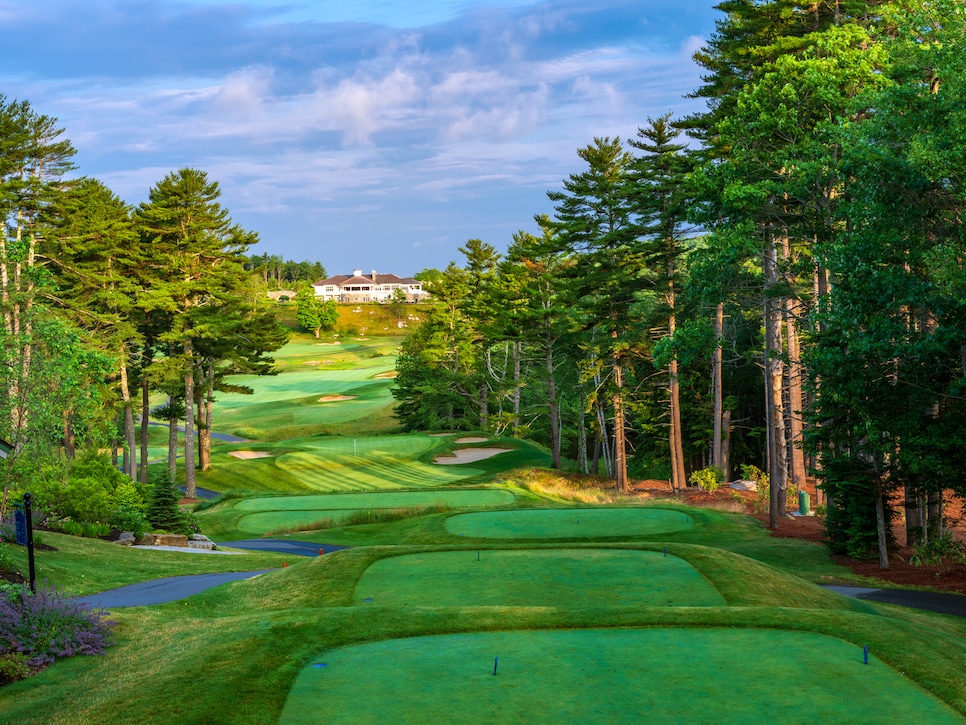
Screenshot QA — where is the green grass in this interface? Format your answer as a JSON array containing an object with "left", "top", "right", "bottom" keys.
[
  {"left": 217, "top": 489, "right": 516, "bottom": 536},
  {"left": 353, "top": 549, "right": 726, "bottom": 607},
  {"left": 444, "top": 507, "right": 695, "bottom": 539},
  {"left": 4, "top": 330, "right": 966, "bottom": 723},
  {"left": 3, "top": 531, "right": 291, "bottom": 596},
  {"left": 280, "top": 628, "right": 963, "bottom": 725}
]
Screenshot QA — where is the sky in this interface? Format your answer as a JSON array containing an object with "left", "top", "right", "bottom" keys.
[{"left": 1, "top": 0, "right": 719, "bottom": 277}]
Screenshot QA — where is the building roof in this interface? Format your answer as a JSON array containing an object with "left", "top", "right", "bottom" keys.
[{"left": 314, "top": 272, "right": 420, "bottom": 286}]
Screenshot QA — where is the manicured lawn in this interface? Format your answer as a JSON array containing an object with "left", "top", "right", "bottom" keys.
[
  {"left": 229, "top": 489, "right": 516, "bottom": 535},
  {"left": 444, "top": 507, "right": 695, "bottom": 539},
  {"left": 353, "top": 549, "right": 726, "bottom": 607},
  {"left": 279, "top": 628, "right": 963, "bottom": 725}
]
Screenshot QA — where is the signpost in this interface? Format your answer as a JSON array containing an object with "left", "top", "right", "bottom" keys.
[{"left": 14, "top": 493, "right": 36, "bottom": 593}]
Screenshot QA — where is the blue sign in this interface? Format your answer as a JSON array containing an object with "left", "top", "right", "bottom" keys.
[{"left": 14, "top": 508, "right": 27, "bottom": 545}]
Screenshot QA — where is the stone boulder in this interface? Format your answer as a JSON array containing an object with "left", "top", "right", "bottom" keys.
[
  {"left": 136, "top": 533, "right": 189, "bottom": 547},
  {"left": 114, "top": 531, "right": 136, "bottom": 546},
  {"left": 188, "top": 534, "right": 216, "bottom": 551}
]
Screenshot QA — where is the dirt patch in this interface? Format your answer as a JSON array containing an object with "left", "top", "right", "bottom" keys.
[
  {"left": 228, "top": 451, "right": 272, "bottom": 460},
  {"left": 434, "top": 448, "right": 512, "bottom": 465},
  {"left": 455, "top": 437, "right": 488, "bottom": 444},
  {"left": 318, "top": 395, "right": 356, "bottom": 403}
]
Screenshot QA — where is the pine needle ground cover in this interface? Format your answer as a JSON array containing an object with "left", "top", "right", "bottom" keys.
[
  {"left": 444, "top": 507, "right": 694, "bottom": 539},
  {"left": 279, "top": 628, "right": 963, "bottom": 725},
  {"left": 352, "top": 549, "right": 726, "bottom": 607},
  {"left": 226, "top": 489, "right": 514, "bottom": 535}
]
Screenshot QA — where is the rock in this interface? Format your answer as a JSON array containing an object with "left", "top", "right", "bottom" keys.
[
  {"left": 190, "top": 534, "right": 212, "bottom": 542},
  {"left": 187, "top": 540, "right": 216, "bottom": 550},
  {"left": 118, "top": 531, "right": 136, "bottom": 543},
  {"left": 113, "top": 538, "right": 134, "bottom": 546},
  {"left": 730, "top": 480, "right": 758, "bottom": 491},
  {"left": 135, "top": 533, "right": 189, "bottom": 547}
]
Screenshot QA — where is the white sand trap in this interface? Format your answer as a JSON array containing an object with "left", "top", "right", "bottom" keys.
[
  {"left": 455, "top": 437, "right": 488, "bottom": 443},
  {"left": 434, "top": 448, "right": 512, "bottom": 465},
  {"left": 374, "top": 371, "right": 397, "bottom": 379},
  {"left": 318, "top": 395, "right": 357, "bottom": 403},
  {"left": 228, "top": 451, "right": 271, "bottom": 460},
  {"left": 355, "top": 337, "right": 370, "bottom": 341},
  {"left": 316, "top": 341, "right": 342, "bottom": 346}
]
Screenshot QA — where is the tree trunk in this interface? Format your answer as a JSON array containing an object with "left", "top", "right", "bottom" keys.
[
  {"left": 668, "top": 292, "right": 686, "bottom": 491},
  {"left": 183, "top": 340, "right": 197, "bottom": 499},
  {"left": 764, "top": 235, "right": 787, "bottom": 527},
  {"left": 876, "top": 482, "right": 890, "bottom": 569},
  {"left": 140, "top": 374, "right": 150, "bottom": 484},
  {"left": 577, "top": 386, "right": 588, "bottom": 474},
  {"left": 712, "top": 302, "right": 724, "bottom": 473},
  {"left": 612, "top": 353, "right": 628, "bottom": 493},
  {"left": 904, "top": 483, "right": 922, "bottom": 546},
  {"left": 782, "top": 239, "right": 806, "bottom": 491},
  {"left": 511, "top": 341, "right": 522, "bottom": 435},
  {"left": 720, "top": 409, "right": 732, "bottom": 484},
  {"left": 546, "top": 341, "right": 561, "bottom": 469},
  {"left": 167, "top": 396, "right": 178, "bottom": 484},
  {"left": 479, "top": 381, "right": 489, "bottom": 432},
  {"left": 119, "top": 353, "right": 137, "bottom": 480}
]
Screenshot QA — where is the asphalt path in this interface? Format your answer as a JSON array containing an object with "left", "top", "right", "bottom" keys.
[
  {"left": 74, "top": 540, "right": 349, "bottom": 608},
  {"left": 824, "top": 585, "right": 966, "bottom": 617},
  {"left": 77, "top": 570, "right": 273, "bottom": 608},
  {"left": 219, "top": 539, "right": 350, "bottom": 556}
]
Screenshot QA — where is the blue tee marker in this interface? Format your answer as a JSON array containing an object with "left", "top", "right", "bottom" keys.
[{"left": 493, "top": 657, "right": 498, "bottom": 676}]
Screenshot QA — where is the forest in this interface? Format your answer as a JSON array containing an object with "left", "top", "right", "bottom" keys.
[{"left": 391, "top": 0, "right": 966, "bottom": 565}]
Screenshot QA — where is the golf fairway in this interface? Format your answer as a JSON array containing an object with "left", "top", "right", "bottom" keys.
[
  {"left": 444, "top": 507, "right": 695, "bottom": 538},
  {"left": 353, "top": 549, "right": 726, "bottom": 607},
  {"left": 280, "top": 628, "right": 962, "bottom": 724}
]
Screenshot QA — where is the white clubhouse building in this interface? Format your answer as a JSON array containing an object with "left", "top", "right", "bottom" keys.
[{"left": 312, "top": 269, "right": 429, "bottom": 303}]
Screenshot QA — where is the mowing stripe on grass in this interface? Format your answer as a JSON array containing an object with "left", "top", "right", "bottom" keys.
[
  {"left": 445, "top": 507, "right": 695, "bottom": 539},
  {"left": 353, "top": 549, "right": 725, "bottom": 607},
  {"left": 280, "top": 628, "right": 963, "bottom": 725},
  {"left": 235, "top": 490, "right": 515, "bottom": 512}
]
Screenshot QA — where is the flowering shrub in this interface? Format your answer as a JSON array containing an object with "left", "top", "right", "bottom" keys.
[{"left": 0, "top": 583, "right": 116, "bottom": 669}]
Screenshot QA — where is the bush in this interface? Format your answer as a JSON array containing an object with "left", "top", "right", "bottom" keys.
[
  {"left": 109, "top": 505, "right": 148, "bottom": 539},
  {"left": 741, "top": 464, "right": 770, "bottom": 514},
  {"left": 688, "top": 466, "right": 723, "bottom": 493},
  {"left": 910, "top": 530, "right": 966, "bottom": 577},
  {"left": 83, "top": 522, "right": 111, "bottom": 539},
  {"left": 146, "top": 467, "right": 185, "bottom": 533},
  {"left": 0, "top": 652, "right": 30, "bottom": 683},
  {"left": 0, "top": 583, "right": 116, "bottom": 668},
  {"left": 0, "top": 544, "right": 18, "bottom": 576}
]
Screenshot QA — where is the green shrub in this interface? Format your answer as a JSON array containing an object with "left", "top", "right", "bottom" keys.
[
  {"left": 111, "top": 479, "right": 146, "bottom": 512},
  {"left": 0, "top": 652, "right": 30, "bottom": 684},
  {"left": 146, "top": 467, "right": 185, "bottom": 533},
  {"left": 688, "top": 466, "right": 723, "bottom": 492},
  {"left": 0, "top": 544, "right": 17, "bottom": 576},
  {"left": 741, "top": 464, "right": 769, "bottom": 514},
  {"left": 83, "top": 522, "right": 111, "bottom": 538},
  {"left": 910, "top": 529, "right": 966, "bottom": 576},
  {"left": 58, "top": 519, "right": 86, "bottom": 537},
  {"left": 109, "top": 506, "right": 148, "bottom": 538}
]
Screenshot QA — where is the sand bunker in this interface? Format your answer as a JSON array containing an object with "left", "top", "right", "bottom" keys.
[
  {"left": 374, "top": 371, "right": 398, "bottom": 379},
  {"left": 228, "top": 451, "right": 271, "bottom": 460},
  {"left": 455, "top": 437, "right": 488, "bottom": 443},
  {"left": 318, "top": 395, "right": 357, "bottom": 403},
  {"left": 434, "top": 447, "right": 512, "bottom": 465}
]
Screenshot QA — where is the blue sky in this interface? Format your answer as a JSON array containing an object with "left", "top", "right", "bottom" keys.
[{"left": 2, "top": 0, "right": 718, "bottom": 276}]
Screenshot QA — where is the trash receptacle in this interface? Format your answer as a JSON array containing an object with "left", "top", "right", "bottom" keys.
[{"left": 798, "top": 490, "right": 811, "bottom": 516}]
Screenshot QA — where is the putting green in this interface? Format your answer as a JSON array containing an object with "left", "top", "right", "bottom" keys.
[
  {"left": 233, "top": 490, "right": 515, "bottom": 535},
  {"left": 444, "top": 507, "right": 694, "bottom": 539},
  {"left": 280, "top": 628, "right": 963, "bottom": 724},
  {"left": 353, "top": 549, "right": 725, "bottom": 607}
]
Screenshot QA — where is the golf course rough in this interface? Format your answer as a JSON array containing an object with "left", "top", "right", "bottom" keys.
[
  {"left": 353, "top": 549, "right": 726, "bottom": 607},
  {"left": 444, "top": 507, "right": 695, "bottom": 539},
  {"left": 279, "top": 628, "right": 964, "bottom": 724},
  {"left": 231, "top": 490, "right": 515, "bottom": 535}
]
